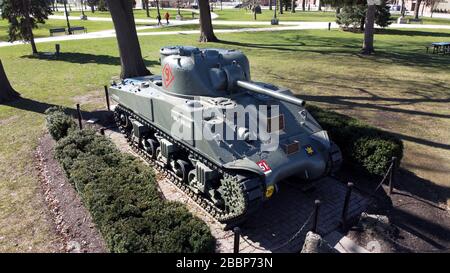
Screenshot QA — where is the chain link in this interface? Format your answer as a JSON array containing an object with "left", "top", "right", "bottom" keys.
[
  {"left": 239, "top": 209, "right": 315, "bottom": 252},
  {"left": 374, "top": 159, "right": 394, "bottom": 193}
]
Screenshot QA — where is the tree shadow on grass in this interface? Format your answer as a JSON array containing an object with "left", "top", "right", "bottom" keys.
[
  {"left": 371, "top": 50, "right": 450, "bottom": 70},
  {"left": 20, "top": 52, "right": 159, "bottom": 67},
  {"left": 218, "top": 39, "right": 306, "bottom": 52},
  {"left": 376, "top": 29, "right": 450, "bottom": 38},
  {"left": 3, "top": 97, "right": 113, "bottom": 128}
]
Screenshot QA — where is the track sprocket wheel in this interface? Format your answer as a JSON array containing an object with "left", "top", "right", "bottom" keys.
[{"left": 218, "top": 174, "right": 247, "bottom": 216}]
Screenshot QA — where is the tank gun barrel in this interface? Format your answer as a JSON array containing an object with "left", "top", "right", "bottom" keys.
[{"left": 236, "top": 81, "right": 305, "bottom": 107}]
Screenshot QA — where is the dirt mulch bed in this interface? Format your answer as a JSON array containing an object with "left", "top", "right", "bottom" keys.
[{"left": 35, "top": 133, "right": 107, "bottom": 253}]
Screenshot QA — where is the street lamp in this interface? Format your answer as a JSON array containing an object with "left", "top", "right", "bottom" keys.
[
  {"left": 271, "top": 0, "right": 279, "bottom": 25},
  {"left": 63, "top": 0, "right": 72, "bottom": 34},
  {"left": 80, "top": 0, "right": 87, "bottom": 20}
]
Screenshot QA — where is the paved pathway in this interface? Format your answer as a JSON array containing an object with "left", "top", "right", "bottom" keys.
[
  {"left": 2, "top": 20, "right": 450, "bottom": 48},
  {"left": 1, "top": 7, "right": 450, "bottom": 48}
]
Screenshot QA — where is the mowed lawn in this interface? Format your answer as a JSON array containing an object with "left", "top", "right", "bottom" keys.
[
  {"left": 136, "top": 24, "right": 282, "bottom": 33},
  {"left": 0, "top": 28, "right": 449, "bottom": 252},
  {"left": 53, "top": 8, "right": 197, "bottom": 20},
  {"left": 215, "top": 9, "right": 450, "bottom": 25},
  {"left": 215, "top": 9, "right": 337, "bottom": 22},
  {"left": 0, "top": 18, "right": 115, "bottom": 42}
]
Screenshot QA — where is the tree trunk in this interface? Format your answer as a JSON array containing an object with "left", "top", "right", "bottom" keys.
[
  {"left": 145, "top": 0, "right": 150, "bottom": 17},
  {"left": 156, "top": 0, "right": 161, "bottom": 23},
  {"left": 285, "top": 1, "right": 288, "bottom": 11},
  {"left": 291, "top": 0, "right": 296, "bottom": 13},
  {"left": 23, "top": 0, "right": 38, "bottom": 55},
  {"left": 0, "top": 60, "right": 20, "bottom": 103},
  {"left": 360, "top": 14, "right": 365, "bottom": 31},
  {"left": 362, "top": 4, "right": 375, "bottom": 55},
  {"left": 269, "top": 0, "right": 273, "bottom": 10},
  {"left": 318, "top": 0, "right": 322, "bottom": 11},
  {"left": 400, "top": 0, "right": 405, "bottom": 17},
  {"left": 106, "top": 0, "right": 150, "bottom": 78},
  {"left": 274, "top": 0, "right": 278, "bottom": 18},
  {"left": 279, "top": 0, "right": 283, "bottom": 14},
  {"left": 198, "top": 0, "right": 218, "bottom": 42},
  {"left": 421, "top": 1, "right": 425, "bottom": 16},
  {"left": 414, "top": 0, "right": 422, "bottom": 19},
  {"left": 302, "top": 0, "right": 305, "bottom": 11}
]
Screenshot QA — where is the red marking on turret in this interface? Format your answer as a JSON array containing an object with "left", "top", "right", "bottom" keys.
[{"left": 163, "top": 63, "right": 174, "bottom": 88}]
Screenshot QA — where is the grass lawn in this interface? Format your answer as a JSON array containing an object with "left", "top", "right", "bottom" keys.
[
  {"left": 53, "top": 8, "right": 197, "bottom": 20},
  {"left": 214, "top": 9, "right": 337, "bottom": 22},
  {"left": 137, "top": 23, "right": 282, "bottom": 33},
  {"left": 391, "top": 14, "right": 450, "bottom": 25},
  {"left": 0, "top": 19, "right": 114, "bottom": 42},
  {"left": 0, "top": 28, "right": 449, "bottom": 251}
]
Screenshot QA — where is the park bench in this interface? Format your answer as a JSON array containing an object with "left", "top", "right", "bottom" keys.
[
  {"left": 49, "top": 28, "right": 66, "bottom": 36},
  {"left": 69, "top": 26, "right": 87, "bottom": 34},
  {"left": 428, "top": 42, "right": 450, "bottom": 54}
]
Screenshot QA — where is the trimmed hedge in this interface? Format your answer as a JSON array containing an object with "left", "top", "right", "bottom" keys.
[
  {"left": 44, "top": 106, "right": 76, "bottom": 141},
  {"left": 306, "top": 105, "right": 403, "bottom": 176},
  {"left": 46, "top": 109, "right": 215, "bottom": 253}
]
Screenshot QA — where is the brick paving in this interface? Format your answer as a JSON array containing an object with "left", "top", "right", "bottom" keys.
[{"left": 106, "top": 128, "right": 370, "bottom": 253}]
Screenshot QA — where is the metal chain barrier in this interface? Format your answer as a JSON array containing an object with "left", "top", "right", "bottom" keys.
[
  {"left": 239, "top": 210, "right": 315, "bottom": 252},
  {"left": 374, "top": 159, "right": 394, "bottom": 193},
  {"left": 215, "top": 232, "right": 235, "bottom": 240}
]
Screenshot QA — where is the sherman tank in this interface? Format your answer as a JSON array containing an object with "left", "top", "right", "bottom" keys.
[{"left": 109, "top": 46, "right": 342, "bottom": 225}]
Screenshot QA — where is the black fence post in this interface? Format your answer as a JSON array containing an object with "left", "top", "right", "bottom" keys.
[
  {"left": 341, "top": 182, "right": 354, "bottom": 230},
  {"left": 100, "top": 128, "right": 105, "bottom": 136},
  {"left": 55, "top": 44, "right": 60, "bottom": 56},
  {"left": 104, "top": 85, "right": 110, "bottom": 111},
  {"left": 328, "top": 22, "right": 331, "bottom": 30},
  {"left": 389, "top": 157, "right": 397, "bottom": 196},
  {"left": 312, "top": 199, "right": 321, "bottom": 234},
  {"left": 233, "top": 227, "right": 240, "bottom": 253},
  {"left": 76, "top": 103, "right": 82, "bottom": 130}
]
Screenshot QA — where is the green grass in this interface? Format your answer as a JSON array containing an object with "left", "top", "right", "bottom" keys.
[
  {"left": 214, "top": 9, "right": 337, "bottom": 22},
  {"left": 391, "top": 15, "right": 450, "bottom": 25},
  {"left": 56, "top": 8, "right": 450, "bottom": 25},
  {"left": 0, "top": 28, "right": 449, "bottom": 251},
  {"left": 137, "top": 23, "right": 281, "bottom": 33},
  {"left": 0, "top": 18, "right": 114, "bottom": 42},
  {"left": 53, "top": 8, "right": 197, "bottom": 20}
]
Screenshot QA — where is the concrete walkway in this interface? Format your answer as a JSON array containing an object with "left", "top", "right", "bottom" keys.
[{"left": 1, "top": 13, "right": 450, "bottom": 48}]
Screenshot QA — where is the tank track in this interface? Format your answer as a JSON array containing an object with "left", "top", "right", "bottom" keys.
[{"left": 113, "top": 104, "right": 263, "bottom": 225}]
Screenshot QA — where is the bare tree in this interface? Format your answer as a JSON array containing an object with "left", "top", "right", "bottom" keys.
[
  {"left": 413, "top": 0, "right": 422, "bottom": 19},
  {"left": 198, "top": 0, "right": 218, "bottom": 42},
  {"left": 0, "top": 60, "right": 20, "bottom": 103},
  {"left": 143, "top": 0, "right": 150, "bottom": 17},
  {"left": 291, "top": 0, "right": 296, "bottom": 13},
  {"left": 424, "top": 0, "right": 442, "bottom": 17},
  {"left": 106, "top": 0, "right": 150, "bottom": 78}
]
